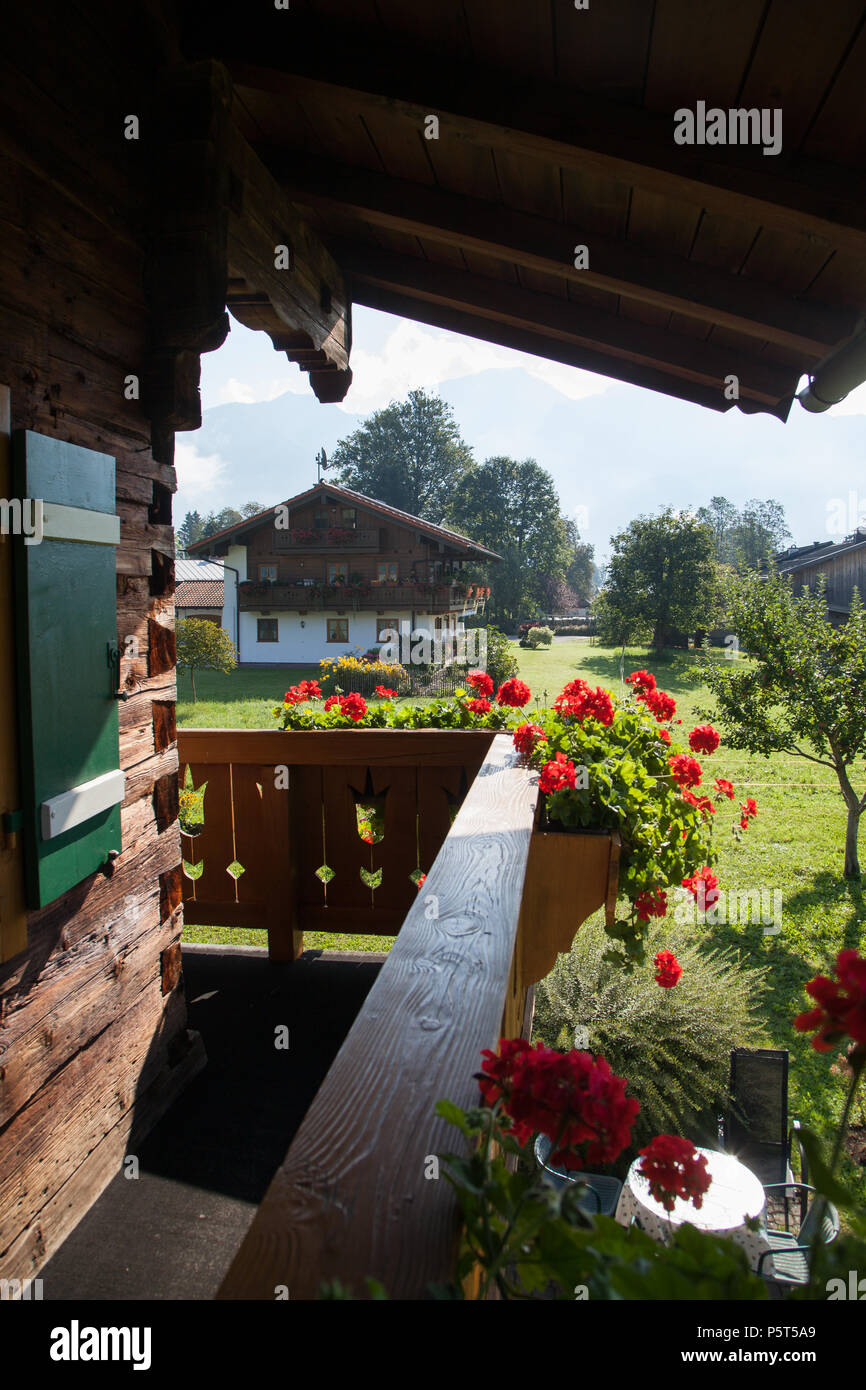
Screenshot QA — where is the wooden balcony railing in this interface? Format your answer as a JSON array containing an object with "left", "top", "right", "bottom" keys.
[
  {"left": 272, "top": 527, "right": 382, "bottom": 553},
  {"left": 178, "top": 729, "right": 495, "bottom": 958},
  {"left": 177, "top": 728, "right": 619, "bottom": 1298},
  {"left": 238, "top": 583, "right": 469, "bottom": 612}
]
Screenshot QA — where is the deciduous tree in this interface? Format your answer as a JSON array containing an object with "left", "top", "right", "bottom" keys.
[
  {"left": 176, "top": 618, "right": 237, "bottom": 703},
  {"left": 332, "top": 388, "right": 473, "bottom": 519},
  {"left": 602, "top": 509, "right": 718, "bottom": 652},
  {"left": 701, "top": 570, "right": 866, "bottom": 879}
]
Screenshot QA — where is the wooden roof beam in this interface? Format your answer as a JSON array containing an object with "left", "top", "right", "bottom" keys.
[
  {"left": 228, "top": 58, "right": 866, "bottom": 258},
  {"left": 333, "top": 240, "right": 801, "bottom": 408},
  {"left": 349, "top": 279, "right": 752, "bottom": 416},
  {"left": 266, "top": 152, "right": 856, "bottom": 357},
  {"left": 145, "top": 60, "right": 352, "bottom": 424}
]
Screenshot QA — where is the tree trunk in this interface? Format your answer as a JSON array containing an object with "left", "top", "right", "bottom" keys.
[
  {"left": 844, "top": 801, "right": 861, "bottom": 880},
  {"left": 191, "top": 667, "right": 197, "bottom": 704},
  {"left": 651, "top": 619, "right": 666, "bottom": 652},
  {"left": 834, "top": 756, "right": 862, "bottom": 880}
]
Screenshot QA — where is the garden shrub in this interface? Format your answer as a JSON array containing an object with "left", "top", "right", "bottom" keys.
[
  {"left": 484, "top": 625, "right": 519, "bottom": 687},
  {"left": 527, "top": 625, "right": 554, "bottom": 648},
  {"left": 533, "top": 920, "right": 768, "bottom": 1148}
]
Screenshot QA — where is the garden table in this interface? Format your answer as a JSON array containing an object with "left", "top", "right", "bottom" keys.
[{"left": 615, "top": 1147, "right": 773, "bottom": 1272}]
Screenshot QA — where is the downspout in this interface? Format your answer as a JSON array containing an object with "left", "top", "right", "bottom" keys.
[{"left": 221, "top": 562, "right": 240, "bottom": 659}]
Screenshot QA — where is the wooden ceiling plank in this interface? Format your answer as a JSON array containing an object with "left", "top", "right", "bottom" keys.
[
  {"left": 227, "top": 63, "right": 866, "bottom": 255},
  {"left": 643, "top": 0, "right": 769, "bottom": 113},
  {"left": 335, "top": 240, "right": 803, "bottom": 404},
  {"left": 269, "top": 153, "right": 855, "bottom": 352},
  {"left": 461, "top": 0, "right": 556, "bottom": 83},
  {"left": 552, "top": 0, "right": 655, "bottom": 102},
  {"left": 738, "top": 0, "right": 866, "bottom": 154},
  {"left": 802, "top": 20, "right": 866, "bottom": 166}
]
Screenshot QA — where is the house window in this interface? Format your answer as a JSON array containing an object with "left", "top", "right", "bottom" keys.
[
  {"left": 257, "top": 619, "right": 278, "bottom": 643},
  {"left": 328, "top": 562, "right": 347, "bottom": 583},
  {"left": 376, "top": 562, "right": 398, "bottom": 583},
  {"left": 314, "top": 508, "right": 329, "bottom": 528},
  {"left": 341, "top": 508, "right": 357, "bottom": 529},
  {"left": 327, "top": 618, "right": 349, "bottom": 643},
  {"left": 259, "top": 564, "right": 277, "bottom": 582},
  {"left": 377, "top": 617, "right": 400, "bottom": 641}
]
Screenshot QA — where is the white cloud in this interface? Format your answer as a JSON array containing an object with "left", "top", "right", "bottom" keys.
[
  {"left": 173, "top": 440, "right": 230, "bottom": 499},
  {"left": 218, "top": 373, "right": 306, "bottom": 405},
  {"left": 340, "top": 319, "right": 613, "bottom": 411}
]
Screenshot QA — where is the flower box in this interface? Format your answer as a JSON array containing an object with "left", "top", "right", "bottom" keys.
[{"left": 521, "top": 811, "right": 621, "bottom": 985}]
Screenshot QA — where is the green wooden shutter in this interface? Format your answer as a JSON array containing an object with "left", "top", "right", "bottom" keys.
[{"left": 12, "top": 430, "right": 124, "bottom": 908}]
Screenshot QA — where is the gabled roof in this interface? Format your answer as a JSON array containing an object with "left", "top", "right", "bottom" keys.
[
  {"left": 775, "top": 529, "right": 866, "bottom": 574},
  {"left": 187, "top": 481, "right": 501, "bottom": 561},
  {"left": 176, "top": 579, "right": 225, "bottom": 609},
  {"left": 176, "top": 558, "right": 226, "bottom": 581}
]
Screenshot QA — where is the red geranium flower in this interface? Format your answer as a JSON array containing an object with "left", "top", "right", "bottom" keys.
[
  {"left": 478, "top": 1040, "right": 640, "bottom": 1167},
  {"left": 682, "top": 789, "right": 716, "bottom": 817},
  {"left": 324, "top": 692, "right": 368, "bottom": 722},
  {"left": 416, "top": 873, "right": 426, "bottom": 889},
  {"left": 639, "top": 1135, "right": 712, "bottom": 1213},
  {"left": 554, "top": 683, "right": 615, "bottom": 726},
  {"left": 634, "top": 888, "right": 668, "bottom": 923},
  {"left": 374, "top": 685, "right": 397, "bottom": 699},
  {"left": 669, "top": 753, "right": 703, "bottom": 789},
  {"left": 713, "top": 777, "right": 735, "bottom": 800},
  {"left": 642, "top": 688, "right": 677, "bottom": 722},
  {"left": 688, "top": 724, "right": 720, "bottom": 754},
  {"left": 682, "top": 866, "right": 720, "bottom": 909},
  {"left": 513, "top": 723, "right": 547, "bottom": 759},
  {"left": 625, "top": 670, "right": 656, "bottom": 692},
  {"left": 659, "top": 728, "right": 671, "bottom": 745},
  {"left": 465, "top": 697, "right": 492, "bottom": 714},
  {"left": 654, "top": 949, "right": 682, "bottom": 988},
  {"left": 794, "top": 950, "right": 866, "bottom": 1051},
  {"left": 496, "top": 677, "right": 532, "bottom": 708},
  {"left": 284, "top": 678, "right": 323, "bottom": 705},
  {"left": 538, "top": 752, "right": 577, "bottom": 794},
  {"left": 466, "top": 669, "right": 494, "bottom": 697}
]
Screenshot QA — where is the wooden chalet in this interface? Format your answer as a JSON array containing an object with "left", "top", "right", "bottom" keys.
[
  {"left": 2, "top": 1, "right": 866, "bottom": 1301},
  {"left": 775, "top": 527, "right": 866, "bottom": 620},
  {"left": 188, "top": 482, "right": 496, "bottom": 664}
]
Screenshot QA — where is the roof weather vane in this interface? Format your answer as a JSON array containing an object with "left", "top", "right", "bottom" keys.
[{"left": 316, "top": 447, "right": 329, "bottom": 482}]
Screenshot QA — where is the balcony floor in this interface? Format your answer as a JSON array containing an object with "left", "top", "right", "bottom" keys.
[{"left": 38, "top": 943, "right": 384, "bottom": 1300}]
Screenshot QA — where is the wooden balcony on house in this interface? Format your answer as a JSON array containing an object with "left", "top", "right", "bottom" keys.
[
  {"left": 238, "top": 581, "right": 471, "bottom": 612},
  {"left": 176, "top": 727, "right": 620, "bottom": 1299},
  {"left": 273, "top": 527, "right": 382, "bottom": 553}
]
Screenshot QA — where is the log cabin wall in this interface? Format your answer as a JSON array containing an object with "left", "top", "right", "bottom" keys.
[{"left": 0, "top": 3, "right": 207, "bottom": 1284}]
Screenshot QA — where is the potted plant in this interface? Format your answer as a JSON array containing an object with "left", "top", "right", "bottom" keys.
[
  {"left": 272, "top": 666, "right": 752, "bottom": 971},
  {"left": 514, "top": 669, "right": 754, "bottom": 968}
]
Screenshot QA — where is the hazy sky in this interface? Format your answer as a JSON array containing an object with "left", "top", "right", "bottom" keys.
[{"left": 186, "top": 306, "right": 866, "bottom": 562}]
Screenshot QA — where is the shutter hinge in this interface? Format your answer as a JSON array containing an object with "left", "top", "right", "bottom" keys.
[{"left": 107, "top": 641, "right": 128, "bottom": 700}]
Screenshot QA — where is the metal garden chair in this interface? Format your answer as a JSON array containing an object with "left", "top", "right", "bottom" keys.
[
  {"left": 721, "top": 1048, "right": 798, "bottom": 1189},
  {"left": 757, "top": 1184, "right": 840, "bottom": 1286},
  {"left": 533, "top": 1134, "right": 623, "bottom": 1215}
]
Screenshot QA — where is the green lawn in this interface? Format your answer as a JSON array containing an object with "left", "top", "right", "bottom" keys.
[{"left": 178, "top": 638, "right": 866, "bottom": 1186}]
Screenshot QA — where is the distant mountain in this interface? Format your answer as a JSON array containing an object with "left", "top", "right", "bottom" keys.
[{"left": 178, "top": 369, "right": 866, "bottom": 558}]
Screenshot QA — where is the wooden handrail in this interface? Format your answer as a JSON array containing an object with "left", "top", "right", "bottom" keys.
[{"left": 217, "top": 733, "right": 539, "bottom": 1300}]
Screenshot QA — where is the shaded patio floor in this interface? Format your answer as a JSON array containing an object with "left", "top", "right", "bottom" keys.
[{"left": 39, "top": 943, "right": 385, "bottom": 1300}]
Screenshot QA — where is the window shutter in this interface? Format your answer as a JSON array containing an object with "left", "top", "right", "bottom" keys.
[{"left": 12, "top": 430, "right": 124, "bottom": 908}]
